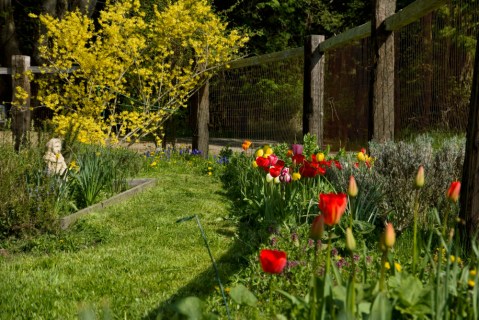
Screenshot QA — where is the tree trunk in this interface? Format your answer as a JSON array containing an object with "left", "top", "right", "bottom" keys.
[
  {"left": 459, "top": 35, "right": 479, "bottom": 251},
  {"left": 368, "top": 0, "right": 396, "bottom": 142}
]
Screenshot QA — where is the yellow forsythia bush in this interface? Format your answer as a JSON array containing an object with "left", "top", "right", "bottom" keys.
[{"left": 31, "top": 0, "right": 248, "bottom": 145}]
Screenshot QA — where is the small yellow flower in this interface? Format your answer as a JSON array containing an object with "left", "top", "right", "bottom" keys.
[
  {"left": 150, "top": 161, "right": 157, "bottom": 167},
  {"left": 384, "top": 262, "right": 391, "bottom": 270},
  {"left": 394, "top": 262, "right": 402, "bottom": 272},
  {"left": 357, "top": 152, "right": 366, "bottom": 162},
  {"left": 335, "top": 255, "right": 342, "bottom": 261},
  {"left": 470, "top": 269, "right": 477, "bottom": 277},
  {"left": 468, "top": 279, "right": 475, "bottom": 288},
  {"left": 292, "top": 172, "right": 301, "bottom": 181},
  {"left": 255, "top": 149, "right": 264, "bottom": 158},
  {"left": 450, "top": 255, "right": 456, "bottom": 263},
  {"left": 225, "top": 287, "right": 231, "bottom": 294},
  {"left": 55, "top": 153, "right": 60, "bottom": 160},
  {"left": 208, "top": 167, "right": 212, "bottom": 170},
  {"left": 316, "top": 152, "right": 325, "bottom": 161},
  {"left": 208, "top": 172, "right": 212, "bottom": 176}
]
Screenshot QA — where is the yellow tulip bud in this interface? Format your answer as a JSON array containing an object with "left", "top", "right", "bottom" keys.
[
  {"left": 357, "top": 152, "right": 366, "bottom": 162},
  {"left": 348, "top": 175, "right": 358, "bottom": 198},
  {"left": 345, "top": 227, "right": 356, "bottom": 251},
  {"left": 415, "top": 165, "right": 425, "bottom": 188},
  {"left": 255, "top": 149, "right": 264, "bottom": 158},
  {"left": 316, "top": 152, "right": 325, "bottom": 161}
]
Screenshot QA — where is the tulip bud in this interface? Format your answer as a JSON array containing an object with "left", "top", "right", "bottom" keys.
[
  {"left": 415, "top": 165, "right": 425, "bottom": 188},
  {"left": 348, "top": 175, "right": 358, "bottom": 198},
  {"left": 255, "top": 149, "right": 264, "bottom": 158},
  {"left": 310, "top": 214, "right": 324, "bottom": 240},
  {"left": 357, "top": 152, "right": 366, "bottom": 162},
  {"left": 360, "top": 148, "right": 367, "bottom": 155},
  {"left": 316, "top": 152, "right": 325, "bottom": 162},
  {"left": 274, "top": 176, "right": 280, "bottom": 184},
  {"left": 265, "top": 173, "right": 274, "bottom": 183},
  {"left": 252, "top": 160, "right": 258, "bottom": 168},
  {"left": 345, "top": 227, "right": 356, "bottom": 251},
  {"left": 447, "top": 181, "right": 461, "bottom": 203},
  {"left": 383, "top": 223, "right": 396, "bottom": 248}
]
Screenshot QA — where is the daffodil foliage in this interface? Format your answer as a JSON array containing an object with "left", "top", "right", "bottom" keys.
[{"left": 32, "top": 0, "right": 247, "bottom": 145}]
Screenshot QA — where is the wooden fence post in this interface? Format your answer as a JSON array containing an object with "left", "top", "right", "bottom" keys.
[
  {"left": 192, "top": 81, "right": 209, "bottom": 157},
  {"left": 459, "top": 34, "right": 479, "bottom": 251},
  {"left": 303, "top": 35, "right": 325, "bottom": 147},
  {"left": 368, "top": 0, "right": 396, "bottom": 142},
  {"left": 11, "top": 55, "right": 31, "bottom": 151}
]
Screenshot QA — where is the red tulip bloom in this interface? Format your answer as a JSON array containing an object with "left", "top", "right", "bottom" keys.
[
  {"left": 292, "top": 154, "right": 306, "bottom": 166},
  {"left": 269, "top": 160, "right": 285, "bottom": 178},
  {"left": 318, "top": 193, "right": 348, "bottom": 226},
  {"left": 259, "top": 249, "right": 287, "bottom": 274},
  {"left": 447, "top": 181, "right": 461, "bottom": 203},
  {"left": 255, "top": 156, "right": 270, "bottom": 172}
]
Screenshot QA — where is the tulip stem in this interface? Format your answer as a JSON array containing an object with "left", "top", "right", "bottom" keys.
[
  {"left": 412, "top": 190, "right": 420, "bottom": 274},
  {"left": 379, "top": 250, "right": 387, "bottom": 291}
]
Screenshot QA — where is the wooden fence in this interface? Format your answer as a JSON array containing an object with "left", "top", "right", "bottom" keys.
[{"left": 0, "top": 0, "right": 447, "bottom": 153}]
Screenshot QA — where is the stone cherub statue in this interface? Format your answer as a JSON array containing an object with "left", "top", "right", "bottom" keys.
[{"left": 44, "top": 138, "right": 68, "bottom": 175}]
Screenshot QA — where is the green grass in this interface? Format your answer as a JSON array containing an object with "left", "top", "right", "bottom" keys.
[{"left": 0, "top": 165, "right": 246, "bottom": 319}]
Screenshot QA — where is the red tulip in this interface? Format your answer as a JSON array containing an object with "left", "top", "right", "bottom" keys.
[
  {"left": 259, "top": 249, "right": 287, "bottom": 274},
  {"left": 269, "top": 160, "right": 284, "bottom": 178},
  {"left": 292, "top": 154, "right": 306, "bottom": 166},
  {"left": 255, "top": 157, "right": 270, "bottom": 172},
  {"left": 447, "top": 181, "right": 461, "bottom": 203},
  {"left": 318, "top": 193, "right": 348, "bottom": 226}
]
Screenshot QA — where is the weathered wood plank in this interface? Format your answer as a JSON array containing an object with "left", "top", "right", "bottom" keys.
[
  {"left": 228, "top": 47, "right": 303, "bottom": 69},
  {"left": 0, "top": 68, "right": 12, "bottom": 75},
  {"left": 385, "top": 0, "right": 447, "bottom": 31},
  {"left": 59, "top": 178, "right": 157, "bottom": 229},
  {"left": 319, "top": 22, "right": 371, "bottom": 52}
]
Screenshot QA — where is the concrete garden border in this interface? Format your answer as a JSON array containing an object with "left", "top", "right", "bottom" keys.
[{"left": 59, "top": 178, "right": 156, "bottom": 229}]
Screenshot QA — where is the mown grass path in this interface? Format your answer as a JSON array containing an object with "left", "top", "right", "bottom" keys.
[{"left": 0, "top": 168, "right": 243, "bottom": 319}]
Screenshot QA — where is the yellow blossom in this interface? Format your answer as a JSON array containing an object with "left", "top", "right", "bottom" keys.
[
  {"left": 150, "top": 161, "right": 157, "bottom": 167},
  {"left": 394, "top": 262, "right": 402, "bottom": 272},
  {"left": 208, "top": 172, "right": 212, "bottom": 176},
  {"left": 470, "top": 269, "right": 477, "bottom": 276},
  {"left": 468, "top": 280, "right": 475, "bottom": 288},
  {"left": 357, "top": 152, "right": 366, "bottom": 162},
  {"left": 316, "top": 152, "right": 325, "bottom": 161},
  {"left": 384, "top": 262, "right": 391, "bottom": 270},
  {"left": 292, "top": 172, "right": 301, "bottom": 181}
]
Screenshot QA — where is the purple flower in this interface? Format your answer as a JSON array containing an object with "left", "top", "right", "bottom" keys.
[
  {"left": 287, "top": 260, "right": 300, "bottom": 269},
  {"left": 292, "top": 144, "right": 303, "bottom": 155},
  {"left": 308, "top": 239, "right": 314, "bottom": 247},
  {"left": 291, "top": 233, "right": 298, "bottom": 242},
  {"left": 331, "top": 247, "right": 338, "bottom": 256},
  {"left": 270, "top": 237, "right": 278, "bottom": 246},
  {"left": 353, "top": 254, "right": 360, "bottom": 262}
]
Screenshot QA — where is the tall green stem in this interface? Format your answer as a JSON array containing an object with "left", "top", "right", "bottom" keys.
[
  {"left": 310, "top": 241, "right": 320, "bottom": 320},
  {"left": 413, "top": 190, "right": 420, "bottom": 274},
  {"left": 379, "top": 251, "right": 387, "bottom": 291}
]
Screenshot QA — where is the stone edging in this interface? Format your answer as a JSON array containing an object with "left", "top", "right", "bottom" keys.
[{"left": 59, "top": 178, "right": 157, "bottom": 230}]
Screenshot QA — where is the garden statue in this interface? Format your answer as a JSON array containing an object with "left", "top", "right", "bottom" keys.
[{"left": 44, "top": 138, "right": 67, "bottom": 175}]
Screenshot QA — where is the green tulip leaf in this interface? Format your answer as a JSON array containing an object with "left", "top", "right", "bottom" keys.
[
  {"left": 370, "top": 292, "right": 392, "bottom": 320},
  {"left": 229, "top": 284, "right": 258, "bottom": 307},
  {"left": 172, "top": 296, "right": 204, "bottom": 320}
]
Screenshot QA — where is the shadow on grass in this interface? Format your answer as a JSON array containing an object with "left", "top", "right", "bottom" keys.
[{"left": 143, "top": 206, "right": 270, "bottom": 319}]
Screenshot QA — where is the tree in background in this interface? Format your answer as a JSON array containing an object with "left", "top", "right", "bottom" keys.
[
  {"left": 212, "top": 0, "right": 371, "bottom": 55},
  {"left": 31, "top": 0, "right": 247, "bottom": 145}
]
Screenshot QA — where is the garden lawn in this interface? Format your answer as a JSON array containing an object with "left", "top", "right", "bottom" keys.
[{"left": 0, "top": 166, "right": 239, "bottom": 319}]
